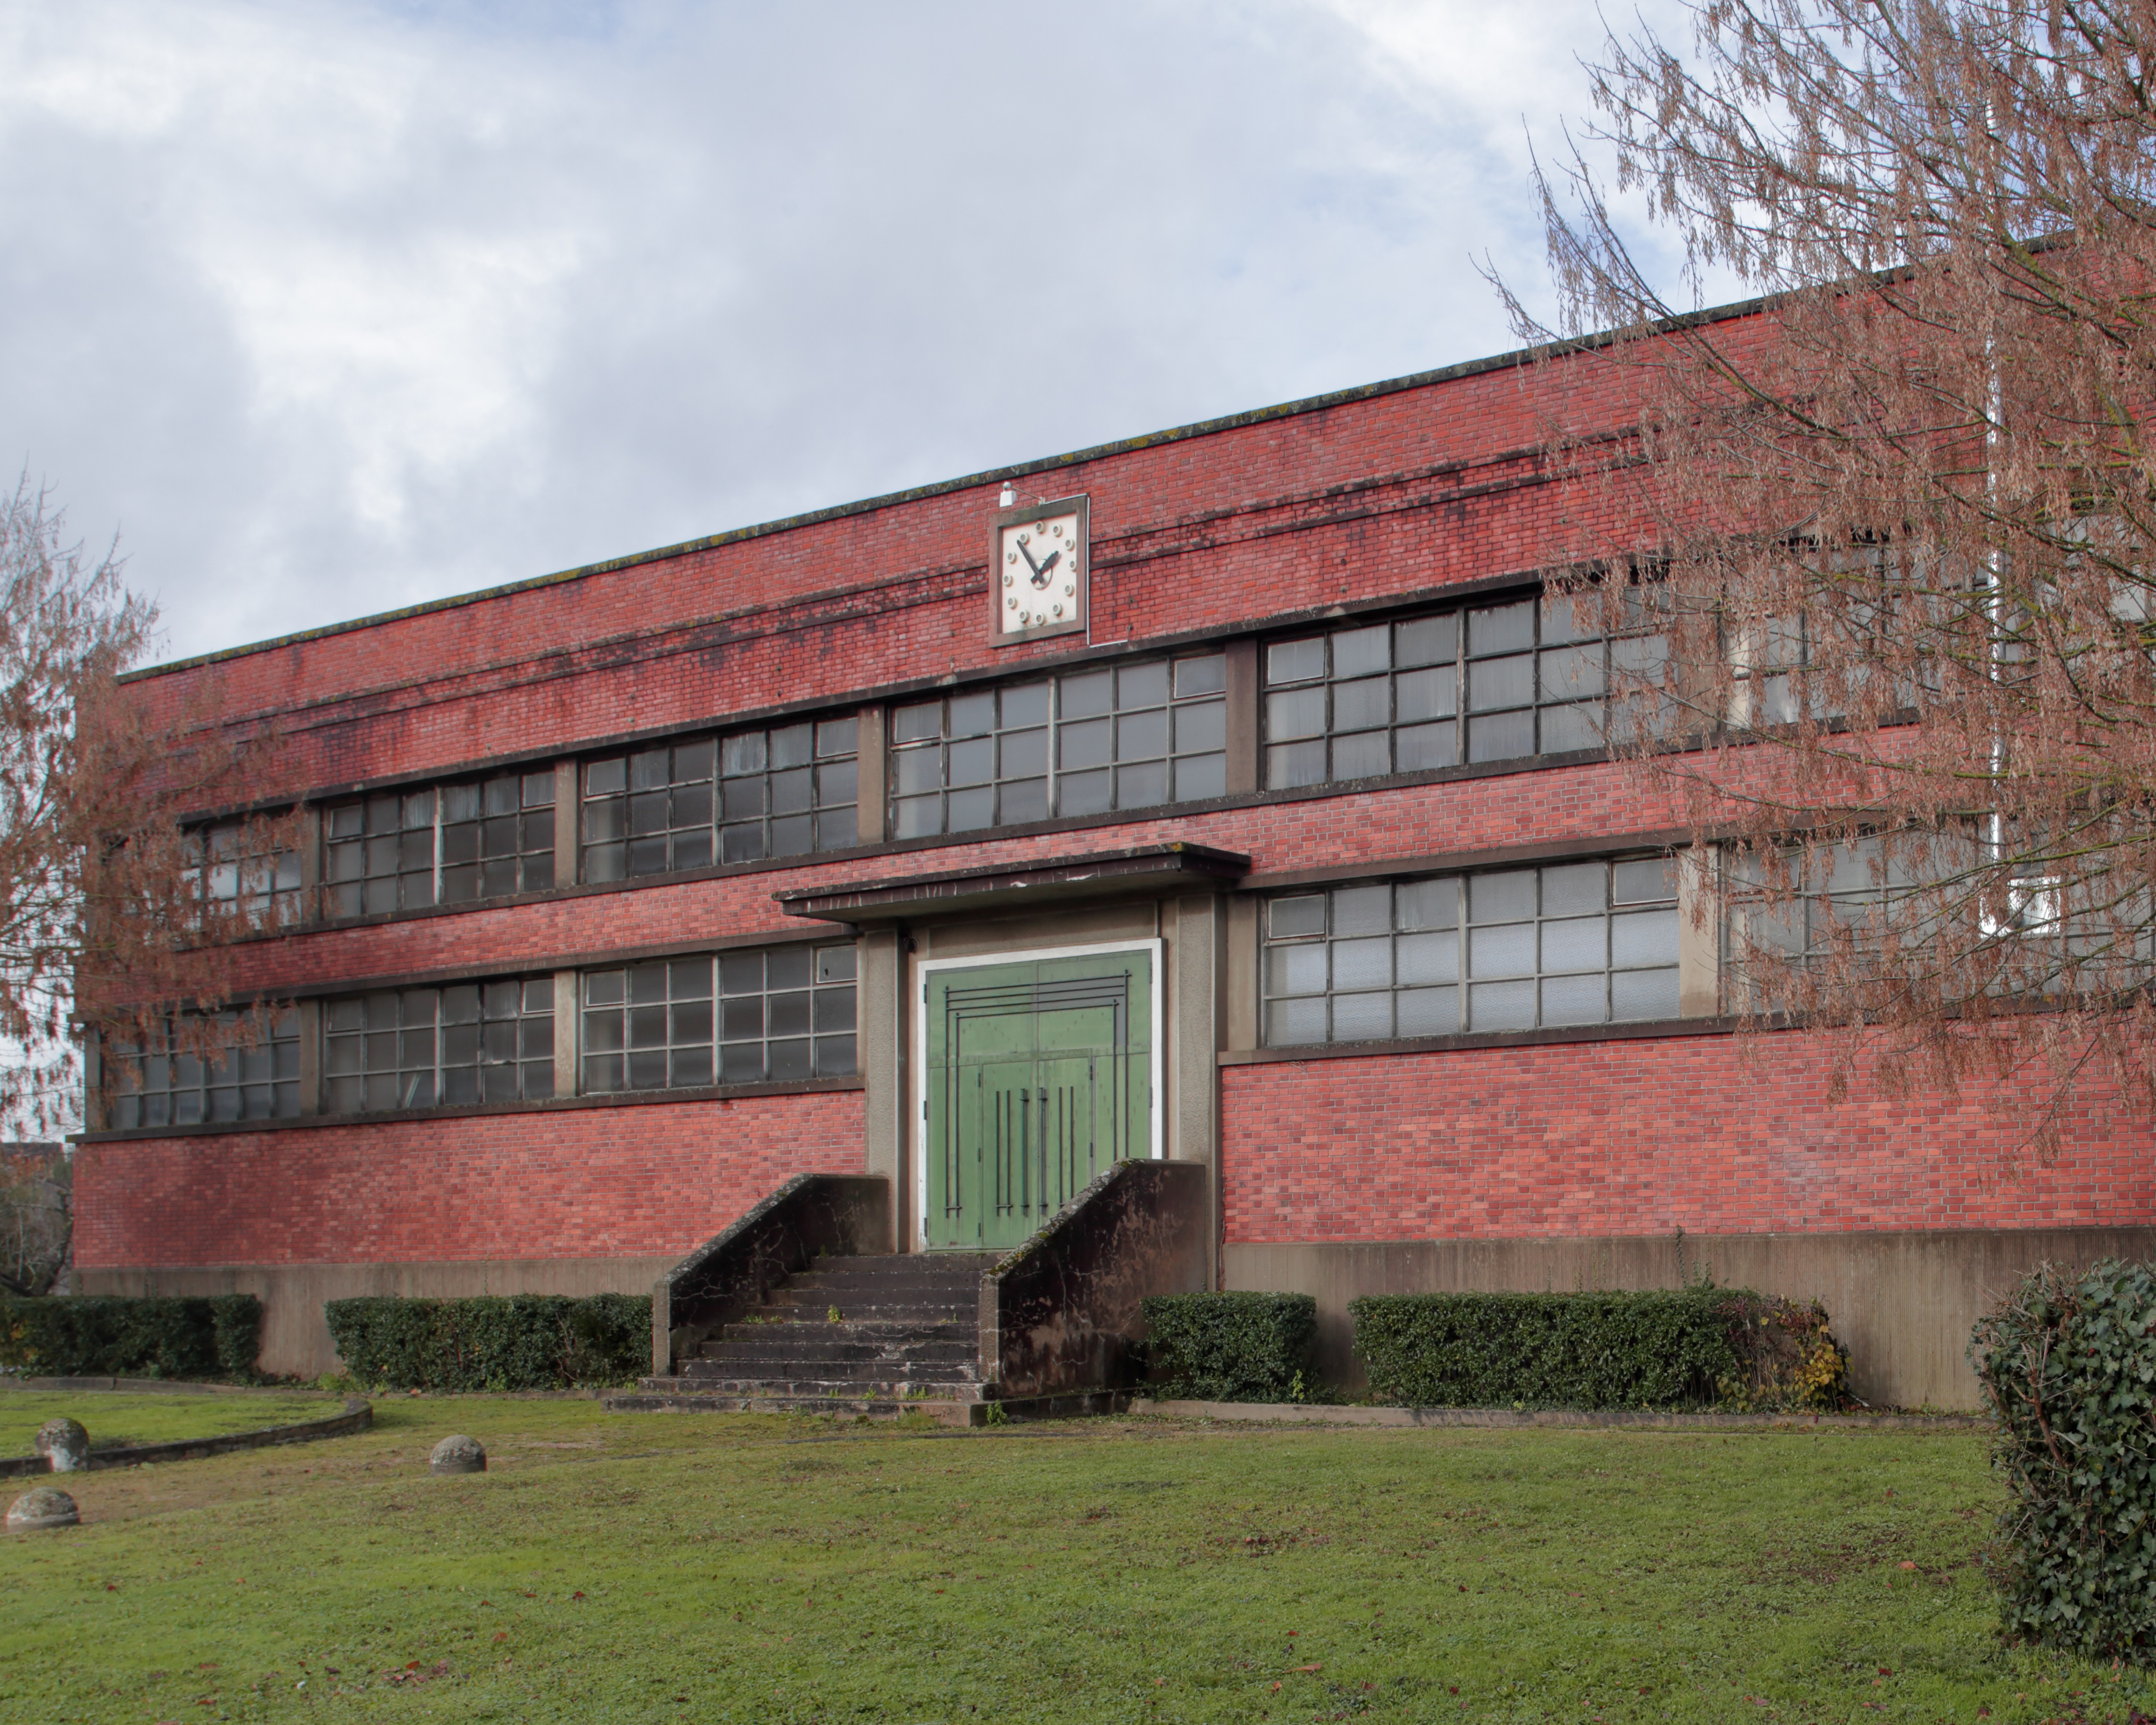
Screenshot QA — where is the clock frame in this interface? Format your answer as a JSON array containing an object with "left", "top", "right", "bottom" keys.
[{"left": 990, "top": 494, "right": 1089, "bottom": 646}]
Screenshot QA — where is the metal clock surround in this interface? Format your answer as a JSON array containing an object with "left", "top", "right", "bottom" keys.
[{"left": 990, "top": 493, "right": 1089, "bottom": 645}]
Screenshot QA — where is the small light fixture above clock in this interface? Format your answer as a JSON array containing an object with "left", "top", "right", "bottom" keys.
[
  {"left": 990, "top": 493, "right": 1088, "bottom": 646},
  {"left": 997, "top": 483, "right": 1015, "bottom": 508}
]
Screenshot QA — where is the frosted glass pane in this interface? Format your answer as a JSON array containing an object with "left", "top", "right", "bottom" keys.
[
  {"left": 1468, "top": 922, "right": 1534, "bottom": 978},
  {"left": 1540, "top": 916, "right": 1607, "bottom": 973},
  {"left": 1469, "top": 871, "right": 1536, "bottom": 923},
  {"left": 1330, "top": 731, "right": 1390, "bottom": 781},
  {"left": 1396, "top": 877, "right": 1458, "bottom": 931},
  {"left": 1265, "top": 944, "right": 1327, "bottom": 996},
  {"left": 1613, "top": 967, "right": 1681, "bottom": 1021},
  {"left": 1542, "top": 862, "right": 1605, "bottom": 916},
  {"left": 1332, "top": 936, "right": 1393, "bottom": 991},
  {"left": 1395, "top": 931, "right": 1458, "bottom": 985},
  {"left": 1267, "top": 741, "right": 1326, "bottom": 789},
  {"left": 1330, "top": 992, "right": 1394, "bottom": 1041},
  {"left": 1612, "top": 908, "right": 1680, "bottom": 969},
  {"left": 1332, "top": 885, "right": 1392, "bottom": 936},
  {"left": 1469, "top": 979, "right": 1536, "bottom": 1031},
  {"left": 1395, "top": 987, "right": 1459, "bottom": 1037},
  {"left": 1266, "top": 997, "right": 1327, "bottom": 1046},
  {"left": 1541, "top": 973, "right": 1606, "bottom": 1026}
]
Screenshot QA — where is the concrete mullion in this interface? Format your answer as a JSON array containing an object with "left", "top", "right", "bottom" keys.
[
  {"left": 1224, "top": 639, "right": 1259, "bottom": 795},
  {"left": 553, "top": 761, "right": 579, "bottom": 888},
  {"left": 855, "top": 706, "right": 886, "bottom": 845},
  {"left": 553, "top": 969, "right": 580, "bottom": 1098}
]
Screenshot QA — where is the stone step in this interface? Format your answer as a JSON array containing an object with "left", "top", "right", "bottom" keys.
[
  {"left": 760, "top": 1299, "right": 976, "bottom": 1322},
  {"left": 697, "top": 1338, "right": 977, "bottom": 1368},
  {"left": 778, "top": 1274, "right": 984, "bottom": 1300},
  {"left": 673, "top": 1371, "right": 987, "bottom": 1399},
  {"left": 719, "top": 1317, "right": 974, "bottom": 1340}
]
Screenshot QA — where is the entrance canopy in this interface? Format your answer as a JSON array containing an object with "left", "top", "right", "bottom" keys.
[{"left": 773, "top": 842, "right": 1248, "bottom": 925}]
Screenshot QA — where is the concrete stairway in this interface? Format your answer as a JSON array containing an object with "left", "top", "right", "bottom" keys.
[{"left": 630, "top": 1254, "right": 999, "bottom": 1419}]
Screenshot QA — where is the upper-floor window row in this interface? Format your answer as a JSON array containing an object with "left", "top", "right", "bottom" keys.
[
  {"left": 1262, "top": 589, "right": 1670, "bottom": 792},
  {"left": 888, "top": 652, "right": 1226, "bottom": 838},
  {"left": 326, "top": 770, "right": 557, "bottom": 918}
]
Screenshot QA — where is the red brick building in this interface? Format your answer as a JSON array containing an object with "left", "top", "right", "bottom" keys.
[{"left": 73, "top": 310, "right": 2156, "bottom": 1405}]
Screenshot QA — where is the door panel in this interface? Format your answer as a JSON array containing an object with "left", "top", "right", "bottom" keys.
[{"left": 924, "top": 951, "right": 1152, "bottom": 1252}]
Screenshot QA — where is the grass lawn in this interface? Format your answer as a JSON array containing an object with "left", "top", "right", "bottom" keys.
[
  {"left": 0, "top": 1390, "right": 344, "bottom": 1457},
  {"left": 0, "top": 1395, "right": 2147, "bottom": 1724}
]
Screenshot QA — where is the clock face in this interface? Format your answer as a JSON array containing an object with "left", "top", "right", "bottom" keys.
[{"left": 994, "top": 501, "right": 1086, "bottom": 642}]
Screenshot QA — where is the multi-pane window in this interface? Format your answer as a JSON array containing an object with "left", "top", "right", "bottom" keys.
[
  {"left": 581, "top": 944, "right": 857, "bottom": 1093},
  {"left": 189, "top": 821, "right": 303, "bottom": 927},
  {"left": 582, "top": 718, "right": 858, "bottom": 883},
  {"left": 1262, "top": 856, "right": 1681, "bottom": 1045},
  {"left": 1262, "top": 592, "right": 1670, "bottom": 788},
  {"left": 325, "top": 771, "right": 555, "bottom": 919},
  {"left": 324, "top": 978, "right": 555, "bottom": 1113},
  {"left": 888, "top": 653, "right": 1226, "bottom": 839},
  {"left": 109, "top": 1010, "right": 301, "bottom": 1128}
]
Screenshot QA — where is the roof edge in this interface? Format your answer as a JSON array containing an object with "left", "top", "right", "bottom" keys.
[{"left": 123, "top": 289, "right": 1777, "bottom": 684}]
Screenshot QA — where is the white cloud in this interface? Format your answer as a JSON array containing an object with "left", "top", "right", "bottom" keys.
[{"left": 0, "top": 0, "right": 1717, "bottom": 663}]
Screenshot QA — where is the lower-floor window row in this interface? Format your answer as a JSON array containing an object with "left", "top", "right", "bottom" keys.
[
  {"left": 106, "top": 942, "right": 863, "bottom": 1126},
  {"left": 581, "top": 943, "right": 857, "bottom": 1093},
  {"left": 324, "top": 976, "right": 556, "bottom": 1112},
  {"left": 108, "top": 1010, "right": 304, "bottom": 1128},
  {"left": 1262, "top": 855, "right": 1682, "bottom": 1046}
]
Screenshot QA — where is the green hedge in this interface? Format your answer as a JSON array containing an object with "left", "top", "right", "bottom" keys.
[
  {"left": 325, "top": 1293, "right": 650, "bottom": 1391},
  {"left": 1970, "top": 1259, "right": 2156, "bottom": 1658},
  {"left": 1350, "top": 1288, "right": 1848, "bottom": 1411},
  {"left": 0, "top": 1294, "right": 261, "bottom": 1381},
  {"left": 1141, "top": 1293, "right": 1317, "bottom": 1402}
]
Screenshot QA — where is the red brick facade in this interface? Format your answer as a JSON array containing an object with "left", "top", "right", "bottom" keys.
[
  {"left": 1222, "top": 1037, "right": 2149, "bottom": 1242},
  {"left": 73, "top": 308, "right": 2152, "bottom": 1398}
]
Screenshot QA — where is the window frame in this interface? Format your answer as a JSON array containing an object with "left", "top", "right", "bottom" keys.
[
  {"left": 324, "top": 770, "right": 556, "bottom": 920},
  {"left": 322, "top": 976, "right": 556, "bottom": 1114},
  {"left": 579, "top": 941, "right": 858, "bottom": 1096},
  {"left": 887, "top": 651, "right": 1228, "bottom": 839},
  {"left": 580, "top": 715, "right": 859, "bottom": 885},
  {"left": 109, "top": 1009, "right": 302, "bottom": 1128},
  {"left": 1259, "top": 586, "right": 1670, "bottom": 790},
  {"left": 1260, "top": 854, "right": 1684, "bottom": 1047}
]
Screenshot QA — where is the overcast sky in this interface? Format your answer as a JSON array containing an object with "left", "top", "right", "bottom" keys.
[{"left": 1, "top": 0, "right": 1716, "bottom": 664}]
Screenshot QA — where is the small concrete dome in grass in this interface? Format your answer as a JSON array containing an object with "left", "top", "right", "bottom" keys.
[
  {"left": 33, "top": 1418, "right": 88, "bottom": 1473},
  {"left": 429, "top": 1434, "right": 486, "bottom": 1475},
  {"left": 8, "top": 1486, "right": 79, "bottom": 1531}
]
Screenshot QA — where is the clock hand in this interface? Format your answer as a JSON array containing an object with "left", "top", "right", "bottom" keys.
[
  {"left": 1029, "top": 548, "right": 1061, "bottom": 588},
  {"left": 1015, "top": 537, "right": 1049, "bottom": 580}
]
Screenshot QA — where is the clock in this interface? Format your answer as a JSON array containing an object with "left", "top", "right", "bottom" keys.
[{"left": 991, "top": 494, "right": 1088, "bottom": 644}]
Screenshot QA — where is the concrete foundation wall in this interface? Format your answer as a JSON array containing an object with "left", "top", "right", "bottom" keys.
[
  {"left": 1223, "top": 1226, "right": 2156, "bottom": 1411},
  {"left": 77, "top": 1256, "right": 675, "bottom": 1380}
]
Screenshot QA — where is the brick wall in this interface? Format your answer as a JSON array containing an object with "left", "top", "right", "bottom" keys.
[
  {"left": 1221, "top": 1031, "right": 2153, "bottom": 1242},
  {"left": 73, "top": 1090, "right": 866, "bottom": 1269}
]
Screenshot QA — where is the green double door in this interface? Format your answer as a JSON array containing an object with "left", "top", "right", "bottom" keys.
[{"left": 923, "top": 950, "right": 1153, "bottom": 1252}]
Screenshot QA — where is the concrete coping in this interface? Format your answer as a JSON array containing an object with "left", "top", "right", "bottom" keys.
[{"left": 0, "top": 1397, "right": 372, "bottom": 1477}]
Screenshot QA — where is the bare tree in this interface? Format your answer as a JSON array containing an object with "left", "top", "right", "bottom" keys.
[
  {"left": 1493, "top": 0, "right": 2156, "bottom": 1148},
  {"left": 0, "top": 1143, "right": 69, "bottom": 1297},
  {"left": 0, "top": 481, "right": 291, "bottom": 1139}
]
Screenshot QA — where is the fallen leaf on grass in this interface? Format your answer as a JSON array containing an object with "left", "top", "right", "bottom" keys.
[
  {"left": 1293, "top": 1664, "right": 1322, "bottom": 1673},
  {"left": 492, "top": 1633, "right": 508, "bottom": 1643}
]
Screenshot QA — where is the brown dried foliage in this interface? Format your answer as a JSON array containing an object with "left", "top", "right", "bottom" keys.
[
  {"left": 0, "top": 483, "right": 291, "bottom": 1136},
  {"left": 1491, "top": 0, "right": 2156, "bottom": 1151}
]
